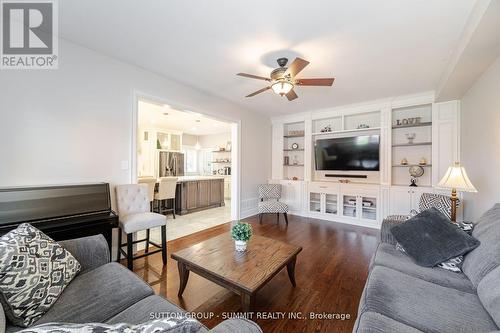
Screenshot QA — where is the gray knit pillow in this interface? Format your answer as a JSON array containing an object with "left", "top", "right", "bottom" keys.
[{"left": 0, "top": 224, "right": 81, "bottom": 327}]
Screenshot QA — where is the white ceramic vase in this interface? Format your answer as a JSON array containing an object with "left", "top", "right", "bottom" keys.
[{"left": 235, "top": 240, "right": 247, "bottom": 252}]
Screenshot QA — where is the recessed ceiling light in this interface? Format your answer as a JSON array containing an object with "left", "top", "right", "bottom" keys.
[
  {"left": 163, "top": 112, "right": 169, "bottom": 116},
  {"left": 195, "top": 120, "right": 201, "bottom": 123}
]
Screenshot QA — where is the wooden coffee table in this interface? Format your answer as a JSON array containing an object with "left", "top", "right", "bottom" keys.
[{"left": 171, "top": 234, "right": 302, "bottom": 312}]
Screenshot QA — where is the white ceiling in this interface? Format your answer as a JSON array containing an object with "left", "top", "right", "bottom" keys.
[
  {"left": 60, "top": 0, "right": 476, "bottom": 116},
  {"left": 138, "top": 100, "right": 232, "bottom": 135}
]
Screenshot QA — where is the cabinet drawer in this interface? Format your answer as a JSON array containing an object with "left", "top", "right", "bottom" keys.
[{"left": 308, "top": 182, "right": 339, "bottom": 194}]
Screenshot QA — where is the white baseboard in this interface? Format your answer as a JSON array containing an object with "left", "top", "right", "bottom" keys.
[{"left": 240, "top": 197, "right": 259, "bottom": 220}]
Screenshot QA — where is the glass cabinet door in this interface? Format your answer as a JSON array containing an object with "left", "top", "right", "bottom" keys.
[
  {"left": 309, "top": 192, "right": 322, "bottom": 213},
  {"left": 170, "top": 134, "right": 181, "bottom": 150},
  {"left": 342, "top": 195, "right": 357, "bottom": 218},
  {"left": 325, "top": 194, "right": 338, "bottom": 215},
  {"left": 361, "top": 196, "right": 377, "bottom": 220}
]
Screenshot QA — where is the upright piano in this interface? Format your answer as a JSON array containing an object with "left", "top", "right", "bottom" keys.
[{"left": 0, "top": 183, "right": 118, "bottom": 250}]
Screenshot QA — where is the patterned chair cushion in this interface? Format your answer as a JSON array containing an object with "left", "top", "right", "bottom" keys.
[
  {"left": 419, "top": 192, "right": 459, "bottom": 220},
  {"left": 0, "top": 224, "right": 81, "bottom": 327},
  {"left": 258, "top": 184, "right": 281, "bottom": 199},
  {"left": 258, "top": 201, "right": 289, "bottom": 213}
]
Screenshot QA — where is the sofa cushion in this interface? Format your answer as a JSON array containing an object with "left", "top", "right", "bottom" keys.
[
  {"left": 107, "top": 295, "right": 189, "bottom": 325},
  {"left": 32, "top": 262, "right": 153, "bottom": 325},
  {"left": 361, "top": 266, "right": 497, "bottom": 333},
  {"left": 390, "top": 208, "right": 480, "bottom": 267},
  {"left": 16, "top": 318, "right": 203, "bottom": 333},
  {"left": 0, "top": 224, "right": 81, "bottom": 327},
  {"left": 354, "top": 311, "right": 423, "bottom": 333},
  {"left": 370, "top": 243, "right": 475, "bottom": 293},
  {"left": 477, "top": 265, "right": 500, "bottom": 327},
  {"left": 463, "top": 203, "right": 500, "bottom": 287}
]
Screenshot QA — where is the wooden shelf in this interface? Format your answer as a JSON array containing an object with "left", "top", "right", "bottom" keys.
[
  {"left": 284, "top": 134, "right": 304, "bottom": 138},
  {"left": 312, "top": 127, "right": 381, "bottom": 136},
  {"left": 284, "top": 164, "right": 304, "bottom": 167},
  {"left": 210, "top": 161, "right": 231, "bottom": 164},
  {"left": 392, "top": 122, "right": 432, "bottom": 129},
  {"left": 283, "top": 149, "right": 304, "bottom": 151},
  {"left": 392, "top": 164, "right": 432, "bottom": 167},
  {"left": 212, "top": 150, "right": 231, "bottom": 153},
  {"left": 392, "top": 142, "right": 432, "bottom": 147}
]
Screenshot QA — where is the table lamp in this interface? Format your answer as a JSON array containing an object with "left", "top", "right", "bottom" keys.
[{"left": 437, "top": 162, "right": 477, "bottom": 222}]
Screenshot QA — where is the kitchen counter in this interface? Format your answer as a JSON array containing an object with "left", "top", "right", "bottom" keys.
[{"left": 176, "top": 175, "right": 226, "bottom": 182}]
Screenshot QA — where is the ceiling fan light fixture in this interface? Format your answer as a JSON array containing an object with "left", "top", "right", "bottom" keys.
[{"left": 271, "top": 80, "right": 294, "bottom": 96}]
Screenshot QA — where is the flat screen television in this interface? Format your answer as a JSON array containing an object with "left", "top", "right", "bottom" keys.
[{"left": 314, "top": 135, "right": 380, "bottom": 171}]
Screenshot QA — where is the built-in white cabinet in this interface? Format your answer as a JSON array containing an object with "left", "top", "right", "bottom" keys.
[
  {"left": 389, "top": 186, "right": 431, "bottom": 216},
  {"left": 306, "top": 182, "right": 380, "bottom": 227},
  {"left": 270, "top": 180, "right": 303, "bottom": 213},
  {"left": 269, "top": 94, "right": 460, "bottom": 229}
]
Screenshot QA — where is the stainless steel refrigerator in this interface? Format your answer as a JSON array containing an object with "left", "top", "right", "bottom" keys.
[{"left": 158, "top": 151, "right": 185, "bottom": 177}]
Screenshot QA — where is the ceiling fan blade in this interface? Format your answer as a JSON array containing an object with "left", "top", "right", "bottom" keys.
[
  {"left": 296, "top": 78, "right": 335, "bottom": 86},
  {"left": 284, "top": 58, "right": 310, "bottom": 77},
  {"left": 286, "top": 89, "right": 298, "bottom": 101},
  {"left": 237, "top": 73, "right": 271, "bottom": 81},
  {"left": 245, "top": 86, "right": 271, "bottom": 97}
]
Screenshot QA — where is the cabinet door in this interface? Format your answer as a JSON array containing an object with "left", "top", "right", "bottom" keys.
[
  {"left": 389, "top": 188, "right": 412, "bottom": 216},
  {"left": 309, "top": 192, "right": 322, "bottom": 213},
  {"left": 186, "top": 182, "right": 198, "bottom": 209},
  {"left": 342, "top": 194, "right": 358, "bottom": 218},
  {"left": 409, "top": 187, "right": 432, "bottom": 211},
  {"left": 209, "top": 180, "right": 222, "bottom": 205},
  {"left": 360, "top": 195, "right": 378, "bottom": 221},
  {"left": 324, "top": 193, "right": 338, "bottom": 215},
  {"left": 197, "top": 180, "right": 210, "bottom": 207},
  {"left": 281, "top": 181, "right": 302, "bottom": 212},
  {"left": 170, "top": 134, "right": 181, "bottom": 151}
]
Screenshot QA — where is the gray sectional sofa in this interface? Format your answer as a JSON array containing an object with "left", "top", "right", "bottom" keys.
[
  {"left": 2, "top": 235, "right": 262, "bottom": 333},
  {"left": 354, "top": 203, "right": 500, "bottom": 333}
]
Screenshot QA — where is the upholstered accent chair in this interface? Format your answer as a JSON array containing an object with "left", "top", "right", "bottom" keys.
[
  {"left": 115, "top": 184, "right": 167, "bottom": 270},
  {"left": 257, "top": 184, "right": 289, "bottom": 225}
]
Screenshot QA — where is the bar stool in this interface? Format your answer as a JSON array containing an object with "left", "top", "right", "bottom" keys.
[
  {"left": 115, "top": 184, "right": 167, "bottom": 270},
  {"left": 154, "top": 177, "right": 178, "bottom": 219},
  {"left": 138, "top": 177, "right": 156, "bottom": 211}
]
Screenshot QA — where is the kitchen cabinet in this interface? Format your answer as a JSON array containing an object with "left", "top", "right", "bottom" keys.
[
  {"left": 269, "top": 180, "right": 303, "bottom": 213},
  {"left": 177, "top": 178, "right": 225, "bottom": 215},
  {"left": 340, "top": 189, "right": 378, "bottom": 223}
]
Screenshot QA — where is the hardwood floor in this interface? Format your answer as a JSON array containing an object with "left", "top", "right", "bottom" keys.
[{"left": 126, "top": 214, "right": 379, "bottom": 333}]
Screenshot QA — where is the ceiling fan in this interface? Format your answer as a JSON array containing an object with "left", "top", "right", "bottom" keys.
[{"left": 236, "top": 57, "right": 335, "bottom": 101}]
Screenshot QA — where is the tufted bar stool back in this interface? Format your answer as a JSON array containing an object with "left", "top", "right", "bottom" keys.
[
  {"left": 115, "top": 184, "right": 167, "bottom": 270},
  {"left": 137, "top": 178, "right": 157, "bottom": 210}
]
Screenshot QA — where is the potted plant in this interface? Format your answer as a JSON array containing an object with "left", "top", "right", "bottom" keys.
[{"left": 231, "top": 222, "right": 253, "bottom": 252}]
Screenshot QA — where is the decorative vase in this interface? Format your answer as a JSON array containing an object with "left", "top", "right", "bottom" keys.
[{"left": 235, "top": 240, "right": 247, "bottom": 252}]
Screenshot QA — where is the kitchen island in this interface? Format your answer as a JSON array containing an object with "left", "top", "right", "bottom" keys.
[{"left": 175, "top": 176, "right": 225, "bottom": 215}]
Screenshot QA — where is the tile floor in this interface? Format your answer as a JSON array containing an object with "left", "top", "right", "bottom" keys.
[{"left": 137, "top": 200, "right": 231, "bottom": 248}]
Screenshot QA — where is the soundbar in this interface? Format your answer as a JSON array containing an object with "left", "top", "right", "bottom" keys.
[{"left": 325, "top": 174, "right": 368, "bottom": 179}]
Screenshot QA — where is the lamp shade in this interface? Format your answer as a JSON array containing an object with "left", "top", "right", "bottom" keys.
[{"left": 437, "top": 162, "right": 477, "bottom": 192}]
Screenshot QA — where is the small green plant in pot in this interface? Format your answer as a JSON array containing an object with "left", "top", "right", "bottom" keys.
[{"left": 231, "top": 222, "right": 253, "bottom": 252}]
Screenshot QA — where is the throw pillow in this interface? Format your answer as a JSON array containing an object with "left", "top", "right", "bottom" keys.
[
  {"left": 16, "top": 317, "right": 203, "bottom": 333},
  {"left": 390, "top": 208, "right": 480, "bottom": 267},
  {"left": 0, "top": 224, "right": 81, "bottom": 327}
]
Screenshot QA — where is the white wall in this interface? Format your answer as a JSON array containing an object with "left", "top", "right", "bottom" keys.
[
  {"left": 198, "top": 132, "right": 231, "bottom": 150},
  {"left": 0, "top": 38, "right": 271, "bottom": 218},
  {"left": 461, "top": 56, "right": 500, "bottom": 220}
]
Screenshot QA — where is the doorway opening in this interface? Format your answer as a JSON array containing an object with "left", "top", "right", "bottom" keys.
[{"left": 132, "top": 95, "right": 239, "bottom": 243}]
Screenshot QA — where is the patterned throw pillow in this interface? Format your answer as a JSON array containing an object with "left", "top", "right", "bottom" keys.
[
  {"left": 17, "top": 317, "right": 203, "bottom": 333},
  {"left": 0, "top": 224, "right": 81, "bottom": 327}
]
